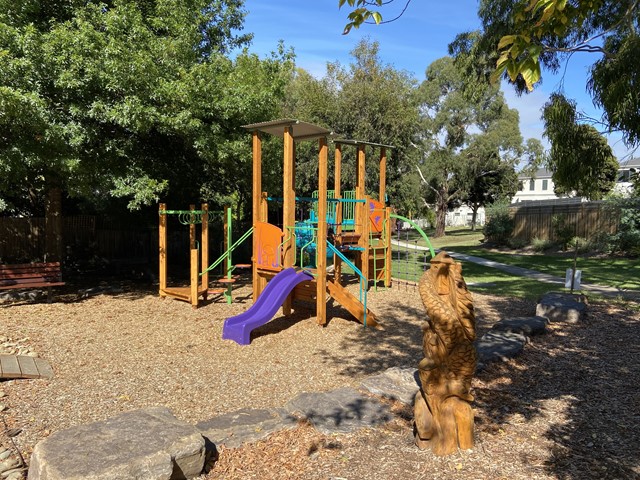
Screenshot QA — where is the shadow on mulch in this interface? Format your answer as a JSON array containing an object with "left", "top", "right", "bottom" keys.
[{"left": 317, "top": 292, "right": 639, "bottom": 479}]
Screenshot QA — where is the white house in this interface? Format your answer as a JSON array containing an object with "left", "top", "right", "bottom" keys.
[
  {"left": 511, "top": 159, "right": 639, "bottom": 203},
  {"left": 614, "top": 157, "right": 640, "bottom": 195},
  {"left": 511, "top": 168, "right": 558, "bottom": 203}
]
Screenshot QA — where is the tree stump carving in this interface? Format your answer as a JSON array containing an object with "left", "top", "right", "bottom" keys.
[{"left": 414, "top": 251, "right": 477, "bottom": 455}]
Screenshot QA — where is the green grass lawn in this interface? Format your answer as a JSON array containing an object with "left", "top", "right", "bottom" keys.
[
  {"left": 390, "top": 227, "right": 639, "bottom": 299},
  {"left": 445, "top": 246, "right": 640, "bottom": 292}
]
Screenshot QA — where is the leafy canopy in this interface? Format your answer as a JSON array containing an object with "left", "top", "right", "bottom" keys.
[
  {"left": 0, "top": 0, "right": 293, "bottom": 214},
  {"left": 542, "top": 93, "right": 618, "bottom": 199}
]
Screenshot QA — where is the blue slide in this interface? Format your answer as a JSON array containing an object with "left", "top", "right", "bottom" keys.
[{"left": 222, "top": 268, "right": 314, "bottom": 345}]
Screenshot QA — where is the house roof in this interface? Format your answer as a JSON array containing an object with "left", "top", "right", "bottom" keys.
[
  {"left": 619, "top": 157, "right": 640, "bottom": 168},
  {"left": 517, "top": 168, "right": 552, "bottom": 180}
]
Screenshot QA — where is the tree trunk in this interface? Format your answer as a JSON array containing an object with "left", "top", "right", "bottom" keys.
[
  {"left": 45, "top": 186, "right": 63, "bottom": 262},
  {"left": 434, "top": 187, "right": 448, "bottom": 238},
  {"left": 470, "top": 203, "right": 479, "bottom": 231}
]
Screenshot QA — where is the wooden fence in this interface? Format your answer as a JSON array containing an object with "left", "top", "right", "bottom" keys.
[
  {"left": 0, "top": 214, "right": 248, "bottom": 274},
  {"left": 0, "top": 215, "right": 155, "bottom": 264},
  {"left": 509, "top": 201, "right": 618, "bottom": 242}
]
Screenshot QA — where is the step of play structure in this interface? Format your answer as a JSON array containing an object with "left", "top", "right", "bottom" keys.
[
  {"left": 234, "top": 264, "right": 252, "bottom": 269},
  {"left": 207, "top": 288, "right": 226, "bottom": 295},
  {"left": 326, "top": 280, "right": 379, "bottom": 328},
  {"left": 216, "top": 278, "right": 236, "bottom": 284}
]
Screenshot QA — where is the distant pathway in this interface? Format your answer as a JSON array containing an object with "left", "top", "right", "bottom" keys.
[{"left": 390, "top": 239, "right": 639, "bottom": 301}]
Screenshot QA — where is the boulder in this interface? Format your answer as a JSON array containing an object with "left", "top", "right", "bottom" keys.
[
  {"left": 196, "top": 408, "right": 297, "bottom": 449},
  {"left": 491, "top": 316, "right": 549, "bottom": 337},
  {"left": 475, "top": 331, "right": 527, "bottom": 371},
  {"left": 536, "top": 292, "right": 588, "bottom": 323},
  {"left": 359, "top": 367, "right": 420, "bottom": 405},
  {"left": 284, "top": 387, "right": 391, "bottom": 434},
  {"left": 28, "top": 407, "right": 205, "bottom": 480}
]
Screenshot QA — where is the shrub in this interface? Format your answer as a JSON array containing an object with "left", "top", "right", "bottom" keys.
[
  {"left": 567, "top": 236, "right": 590, "bottom": 253},
  {"left": 508, "top": 237, "right": 528, "bottom": 249},
  {"left": 552, "top": 214, "right": 575, "bottom": 250},
  {"left": 531, "top": 237, "right": 553, "bottom": 252},
  {"left": 483, "top": 201, "right": 514, "bottom": 246},
  {"left": 587, "top": 232, "right": 612, "bottom": 253},
  {"left": 604, "top": 195, "right": 640, "bottom": 256}
]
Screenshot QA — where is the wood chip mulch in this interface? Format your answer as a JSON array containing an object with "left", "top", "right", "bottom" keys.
[{"left": 0, "top": 279, "right": 638, "bottom": 479}]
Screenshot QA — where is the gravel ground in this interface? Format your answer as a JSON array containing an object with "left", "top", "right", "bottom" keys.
[{"left": 0, "top": 277, "right": 638, "bottom": 479}]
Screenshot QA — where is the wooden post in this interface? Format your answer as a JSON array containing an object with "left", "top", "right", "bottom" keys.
[
  {"left": 385, "top": 206, "right": 392, "bottom": 287},
  {"left": 379, "top": 147, "right": 387, "bottom": 204},
  {"left": 282, "top": 126, "right": 295, "bottom": 314},
  {"left": 190, "top": 248, "right": 198, "bottom": 309},
  {"left": 316, "top": 137, "right": 328, "bottom": 325},
  {"left": 201, "top": 204, "right": 209, "bottom": 298},
  {"left": 252, "top": 131, "right": 262, "bottom": 302},
  {"left": 159, "top": 203, "right": 167, "bottom": 297},
  {"left": 189, "top": 204, "right": 198, "bottom": 308},
  {"left": 334, "top": 143, "right": 342, "bottom": 285},
  {"left": 224, "top": 205, "right": 233, "bottom": 304}
]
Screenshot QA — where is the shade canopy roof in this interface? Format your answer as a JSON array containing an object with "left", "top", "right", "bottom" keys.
[
  {"left": 331, "top": 138, "right": 395, "bottom": 149},
  {"left": 242, "top": 118, "right": 331, "bottom": 141}
]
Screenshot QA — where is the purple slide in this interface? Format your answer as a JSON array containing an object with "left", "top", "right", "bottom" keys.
[{"left": 222, "top": 268, "right": 314, "bottom": 345}]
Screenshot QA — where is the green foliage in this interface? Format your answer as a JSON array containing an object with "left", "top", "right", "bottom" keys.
[
  {"left": 568, "top": 236, "right": 591, "bottom": 254},
  {"left": 338, "top": 0, "right": 384, "bottom": 34},
  {"left": 604, "top": 195, "right": 640, "bottom": 256},
  {"left": 531, "top": 236, "right": 553, "bottom": 252},
  {"left": 472, "top": 0, "right": 640, "bottom": 147},
  {"left": 551, "top": 214, "right": 574, "bottom": 250},
  {"left": 589, "top": 33, "right": 640, "bottom": 146},
  {"left": 285, "top": 39, "right": 421, "bottom": 214},
  {"left": 507, "top": 237, "right": 528, "bottom": 249},
  {"left": 418, "top": 52, "right": 527, "bottom": 237},
  {"left": 0, "top": 0, "right": 291, "bottom": 215},
  {"left": 483, "top": 200, "right": 514, "bottom": 245},
  {"left": 543, "top": 94, "right": 618, "bottom": 200}
]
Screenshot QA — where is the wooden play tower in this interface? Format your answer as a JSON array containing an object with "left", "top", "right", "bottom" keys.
[{"left": 242, "top": 118, "right": 393, "bottom": 327}]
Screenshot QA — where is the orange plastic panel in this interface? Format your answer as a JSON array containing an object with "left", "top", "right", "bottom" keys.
[
  {"left": 256, "top": 222, "right": 284, "bottom": 271},
  {"left": 368, "top": 199, "right": 385, "bottom": 233}
]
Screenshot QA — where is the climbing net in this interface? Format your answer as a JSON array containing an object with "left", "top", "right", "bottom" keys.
[{"left": 390, "top": 215, "right": 435, "bottom": 288}]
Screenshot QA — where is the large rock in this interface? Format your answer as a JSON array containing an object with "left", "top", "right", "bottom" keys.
[
  {"left": 536, "top": 292, "right": 588, "bottom": 323},
  {"left": 491, "top": 316, "right": 549, "bottom": 338},
  {"left": 475, "top": 331, "right": 527, "bottom": 371},
  {"left": 284, "top": 387, "right": 391, "bottom": 434},
  {"left": 196, "top": 408, "right": 297, "bottom": 449},
  {"left": 359, "top": 367, "right": 420, "bottom": 405},
  {"left": 28, "top": 407, "right": 205, "bottom": 480}
]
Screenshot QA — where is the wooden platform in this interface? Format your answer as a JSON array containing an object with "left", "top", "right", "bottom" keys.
[{"left": 0, "top": 355, "right": 53, "bottom": 380}]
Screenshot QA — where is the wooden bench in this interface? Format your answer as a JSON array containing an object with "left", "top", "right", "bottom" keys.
[{"left": 0, "top": 262, "right": 65, "bottom": 302}]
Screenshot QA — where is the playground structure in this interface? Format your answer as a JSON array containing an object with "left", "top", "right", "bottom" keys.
[
  {"left": 159, "top": 204, "right": 251, "bottom": 308},
  {"left": 237, "top": 118, "right": 400, "bottom": 331}
]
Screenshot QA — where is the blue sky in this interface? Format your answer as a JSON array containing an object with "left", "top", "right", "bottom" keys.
[{"left": 240, "top": 0, "right": 634, "bottom": 161}]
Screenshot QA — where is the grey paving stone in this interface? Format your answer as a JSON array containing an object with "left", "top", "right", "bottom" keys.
[
  {"left": 492, "top": 316, "right": 549, "bottom": 337},
  {"left": 536, "top": 291, "right": 588, "bottom": 323},
  {"left": 196, "top": 408, "right": 297, "bottom": 449},
  {"left": 475, "top": 331, "right": 527, "bottom": 371},
  {"left": 28, "top": 406, "right": 205, "bottom": 480},
  {"left": 284, "top": 387, "right": 392, "bottom": 434},
  {"left": 359, "top": 366, "right": 420, "bottom": 405}
]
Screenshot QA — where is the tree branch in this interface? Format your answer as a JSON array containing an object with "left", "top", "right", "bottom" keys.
[{"left": 363, "top": 0, "right": 412, "bottom": 25}]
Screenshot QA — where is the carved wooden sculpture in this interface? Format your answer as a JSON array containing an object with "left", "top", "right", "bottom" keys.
[{"left": 414, "top": 251, "right": 477, "bottom": 455}]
